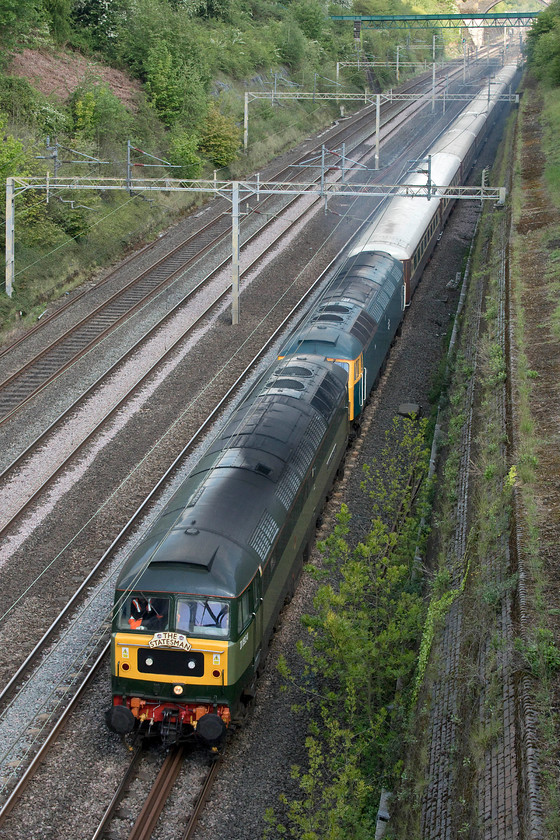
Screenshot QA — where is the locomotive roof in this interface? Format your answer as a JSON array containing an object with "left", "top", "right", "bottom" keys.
[
  {"left": 116, "top": 355, "right": 347, "bottom": 599},
  {"left": 280, "top": 250, "right": 403, "bottom": 360}
]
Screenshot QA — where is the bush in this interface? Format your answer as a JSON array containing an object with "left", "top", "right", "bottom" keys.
[
  {"left": 70, "top": 78, "right": 133, "bottom": 143},
  {"left": 531, "top": 26, "right": 560, "bottom": 86},
  {"left": 71, "top": 0, "right": 130, "bottom": 56},
  {"left": 168, "top": 127, "right": 203, "bottom": 178},
  {"left": 0, "top": 113, "right": 27, "bottom": 176},
  {"left": 0, "top": 76, "right": 37, "bottom": 121},
  {"left": 0, "top": 0, "right": 39, "bottom": 53},
  {"left": 209, "top": 21, "right": 278, "bottom": 77},
  {"left": 527, "top": 0, "right": 560, "bottom": 85},
  {"left": 292, "top": 0, "right": 325, "bottom": 40},
  {"left": 43, "top": 0, "right": 72, "bottom": 43},
  {"left": 144, "top": 42, "right": 209, "bottom": 127},
  {"left": 198, "top": 106, "right": 241, "bottom": 166},
  {"left": 276, "top": 19, "right": 307, "bottom": 69}
]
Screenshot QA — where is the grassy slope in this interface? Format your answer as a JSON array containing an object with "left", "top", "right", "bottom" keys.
[
  {"left": 508, "top": 77, "right": 560, "bottom": 837},
  {"left": 0, "top": 0, "right": 462, "bottom": 339}
]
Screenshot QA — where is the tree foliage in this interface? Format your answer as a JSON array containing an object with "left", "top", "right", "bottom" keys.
[
  {"left": 292, "top": 0, "right": 325, "bottom": 41},
  {"left": 527, "top": 0, "right": 560, "bottom": 86},
  {"left": 276, "top": 19, "right": 308, "bottom": 68},
  {"left": 0, "top": 113, "right": 26, "bottom": 177},
  {"left": 198, "top": 106, "right": 241, "bottom": 166},
  {"left": 71, "top": 0, "right": 130, "bottom": 54},
  {"left": 0, "top": 0, "right": 39, "bottom": 51},
  {"left": 70, "top": 79, "right": 133, "bottom": 142},
  {"left": 267, "top": 418, "right": 430, "bottom": 838},
  {"left": 43, "top": 0, "right": 72, "bottom": 43},
  {"left": 145, "top": 44, "right": 189, "bottom": 126},
  {"left": 168, "top": 126, "right": 203, "bottom": 177}
]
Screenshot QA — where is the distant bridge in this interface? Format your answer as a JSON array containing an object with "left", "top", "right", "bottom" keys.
[{"left": 331, "top": 12, "right": 543, "bottom": 31}]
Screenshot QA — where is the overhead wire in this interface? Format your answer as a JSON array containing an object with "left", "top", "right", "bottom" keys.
[{"left": 0, "top": 158, "right": 379, "bottom": 625}]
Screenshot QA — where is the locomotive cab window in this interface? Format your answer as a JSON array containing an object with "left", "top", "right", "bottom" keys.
[
  {"left": 328, "top": 359, "right": 349, "bottom": 375},
  {"left": 354, "top": 355, "right": 363, "bottom": 383},
  {"left": 176, "top": 598, "right": 230, "bottom": 637},
  {"left": 119, "top": 595, "right": 169, "bottom": 632}
]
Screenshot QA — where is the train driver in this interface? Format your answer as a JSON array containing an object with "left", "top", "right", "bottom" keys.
[{"left": 127, "top": 596, "right": 168, "bottom": 631}]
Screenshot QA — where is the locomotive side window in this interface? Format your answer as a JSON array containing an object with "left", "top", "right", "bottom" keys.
[
  {"left": 119, "top": 595, "right": 169, "bottom": 632},
  {"left": 176, "top": 598, "right": 230, "bottom": 637},
  {"left": 238, "top": 588, "right": 252, "bottom": 634}
]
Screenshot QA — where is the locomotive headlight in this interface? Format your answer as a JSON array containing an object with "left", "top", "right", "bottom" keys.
[
  {"left": 145, "top": 658, "right": 154, "bottom": 667},
  {"left": 187, "top": 659, "right": 196, "bottom": 670},
  {"left": 173, "top": 684, "right": 184, "bottom": 696}
]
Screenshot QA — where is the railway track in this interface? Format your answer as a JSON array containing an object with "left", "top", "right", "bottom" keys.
[
  {"left": 91, "top": 746, "right": 220, "bottom": 840},
  {"left": 419, "top": 96, "right": 524, "bottom": 839},
  {"left": 0, "top": 250, "right": 348, "bottom": 818},
  {"left": 0, "top": 53, "right": 516, "bottom": 840},
  {"left": 0, "top": 70, "right": 478, "bottom": 540},
  {"left": 0, "top": 59, "right": 494, "bottom": 426}
]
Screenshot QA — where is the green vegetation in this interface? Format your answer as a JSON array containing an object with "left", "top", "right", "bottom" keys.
[
  {"left": 265, "top": 417, "right": 431, "bottom": 837},
  {"left": 0, "top": 0, "right": 459, "bottom": 336},
  {"left": 527, "top": 0, "right": 560, "bottom": 86},
  {"left": 507, "top": 43, "right": 560, "bottom": 825},
  {"left": 392, "top": 106, "right": 536, "bottom": 834}
]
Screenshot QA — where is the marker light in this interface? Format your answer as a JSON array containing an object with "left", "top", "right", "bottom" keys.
[{"left": 173, "top": 684, "right": 184, "bottom": 696}]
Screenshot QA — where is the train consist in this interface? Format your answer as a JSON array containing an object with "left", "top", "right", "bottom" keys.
[{"left": 107, "top": 63, "right": 518, "bottom": 747}]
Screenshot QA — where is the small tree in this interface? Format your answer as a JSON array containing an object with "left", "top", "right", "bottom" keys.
[
  {"left": 276, "top": 19, "right": 307, "bottom": 69},
  {"left": 43, "top": 0, "right": 72, "bottom": 42},
  {"left": 145, "top": 43, "right": 186, "bottom": 126},
  {"left": 145, "top": 43, "right": 208, "bottom": 127},
  {"left": 71, "top": 80, "right": 133, "bottom": 143},
  {"left": 168, "top": 127, "right": 203, "bottom": 178},
  {"left": 198, "top": 107, "right": 241, "bottom": 167},
  {"left": 0, "top": 0, "right": 38, "bottom": 51},
  {"left": 0, "top": 113, "right": 26, "bottom": 177},
  {"left": 292, "top": 0, "right": 324, "bottom": 41}
]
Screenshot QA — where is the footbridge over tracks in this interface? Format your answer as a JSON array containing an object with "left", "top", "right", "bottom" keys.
[
  {"left": 332, "top": 11, "right": 543, "bottom": 50},
  {"left": 331, "top": 12, "right": 543, "bottom": 32}
]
